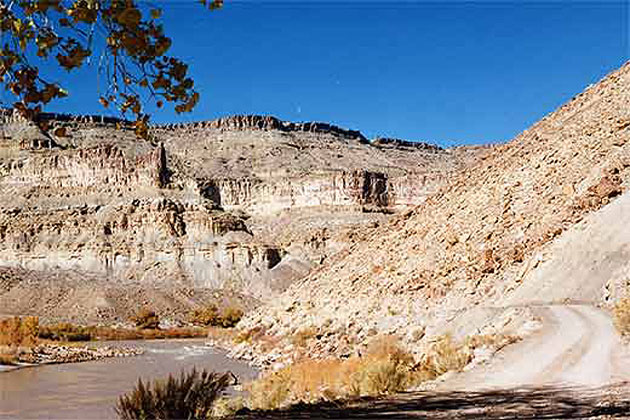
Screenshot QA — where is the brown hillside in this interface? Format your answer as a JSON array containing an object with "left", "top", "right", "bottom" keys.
[{"left": 239, "top": 62, "right": 630, "bottom": 364}]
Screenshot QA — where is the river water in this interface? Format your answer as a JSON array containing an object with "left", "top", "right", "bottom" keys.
[{"left": 0, "top": 339, "right": 257, "bottom": 419}]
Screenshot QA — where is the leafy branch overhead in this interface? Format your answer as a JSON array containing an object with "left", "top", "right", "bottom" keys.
[{"left": 0, "top": 0, "right": 223, "bottom": 138}]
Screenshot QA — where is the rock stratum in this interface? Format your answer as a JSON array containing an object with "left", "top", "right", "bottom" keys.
[
  {"left": 0, "top": 112, "right": 476, "bottom": 323},
  {"left": 238, "top": 63, "right": 630, "bottom": 367}
]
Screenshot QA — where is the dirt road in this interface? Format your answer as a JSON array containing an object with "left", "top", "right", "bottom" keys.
[{"left": 440, "top": 304, "right": 630, "bottom": 391}]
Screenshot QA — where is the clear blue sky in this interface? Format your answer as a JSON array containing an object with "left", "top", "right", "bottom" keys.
[{"left": 38, "top": 1, "right": 630, "bottom": 146}]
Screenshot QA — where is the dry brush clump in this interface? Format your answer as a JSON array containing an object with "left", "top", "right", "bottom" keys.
[
  {"left": 245, "top": 335, "right": 472, "bottom": 411},
  {"left": 39, "top": 323, "right": 91, "bottom": 342},
  {"left": 188, "top": 305, "right": 244, "bottom": 328},
  {"left": 613, "top": 298, "right": 630, "bottom": 335},
  {"left": 243, "top": 332, "right": 517, "bottom": 411},
  {"left": 91, "top": 326, "right": 207, "bottom": 341},
  {"left": 38, "top": 322, "right": 207, "bottom": 343},
  {"left": 416, "top": 334, "right": 472, "bottom": 378},
  {"left": 130, "top": 308, "right": 160, "bottom": 330},
  {"left": 115, "top": 368, "right": 231, "bottom": 420},
  {"left": 0, "top": 316, "right": 39, "bottom": 348},
  {"left": 0, "top": 316, "right": 39, "bottom": 364}
]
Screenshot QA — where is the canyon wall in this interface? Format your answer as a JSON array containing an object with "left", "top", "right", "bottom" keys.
[{"left": 0, "top": 113, "right": 473, "bottom": 304}]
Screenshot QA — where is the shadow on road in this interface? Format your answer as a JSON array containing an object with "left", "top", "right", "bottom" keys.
[{"left": 236, "top": 383, "right": 630, "bottom": 419}]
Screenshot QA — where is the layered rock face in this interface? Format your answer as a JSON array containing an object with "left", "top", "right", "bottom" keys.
[
  {"left": 240, "top": 62, "right": 630, "bottom": 364},
  {"left": 0, "top": 112, "right": 471, "bottom": 321},
  {"left": 155, "top": 115, "right": 466, "bottom": 213}
]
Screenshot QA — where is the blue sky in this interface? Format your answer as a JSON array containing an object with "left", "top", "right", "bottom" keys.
[{"left": 28, "top": 1, "right": 630, "bottom": 146}]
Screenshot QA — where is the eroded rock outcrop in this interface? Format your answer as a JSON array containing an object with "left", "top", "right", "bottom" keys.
[
  {"left": 0, "top": 112, "right": 474, "bottom": 321},
  {"left": 159, "top": 114, "right": 368, "bottom": 142}
]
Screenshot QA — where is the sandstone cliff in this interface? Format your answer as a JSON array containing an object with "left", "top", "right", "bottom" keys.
[{"left": 0, "top": 112, "right": 472, "bottom": 322}]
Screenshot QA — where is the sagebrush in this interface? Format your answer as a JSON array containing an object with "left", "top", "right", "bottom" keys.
[{"left": 116, "top": 368, "right": 231, "bottom": 420}]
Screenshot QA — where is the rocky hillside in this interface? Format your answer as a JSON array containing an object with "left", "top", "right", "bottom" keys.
[
  {"left": 238, "top": 62, "right": 630, "bottom": 364},
  {"left": 0, "top": 112, "right": 475, "bottom": 323}
]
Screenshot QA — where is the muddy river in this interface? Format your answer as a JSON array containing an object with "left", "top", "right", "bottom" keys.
[{"left": 0, "top": 339, "right": 257, "bottom": 419}]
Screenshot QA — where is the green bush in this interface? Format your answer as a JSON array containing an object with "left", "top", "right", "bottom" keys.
[{"left": 115, "top": 369, "right": 231, "bottom": 420}]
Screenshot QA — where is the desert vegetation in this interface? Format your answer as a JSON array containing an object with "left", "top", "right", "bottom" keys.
[
  {"left": 188, "top": 305, "right": 244, "bottom": 328},
  {"left": 115, "top": 368, "right": 231, "bottom": 420},
  {"left": 39, "top": 323, "right": 92, "bottom": 342},
  {"left": 613, "top": 298, "right": 630, "bottom": 335},
  {"left": 0, "top": 316, "right": 39, "bottom": 347},
  {"left": 130, "top": 308, "right": 161, "bottom": 330},
  {"left": 240, "top": 332, "right": 520, "bottom": 412},
  {"left": 0, "top": 316, "right": 39, "bottom": 364},
  {"left": 2, "top": 314, "right": 208, "bottom": 349},
  {"left": 245, "top": 335, "right": 469, "bottom": 410},
  {"left": 41, "top": 323, "right": 208, "bottom": 342}
]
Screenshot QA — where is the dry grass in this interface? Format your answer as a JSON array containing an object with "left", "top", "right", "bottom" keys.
[
  {"left": 233, "top": 326, "right": 281, "bottom": 353},
  {"left": 291, "top": 327, "right": 318, "bottom": 348},
  {"left": 234, "top": 327, "right": 266, "bottom": 344},
  {"left": 613, "top": 298, "right": 630, "bottom": 335},
  {"left": 243, "top": 332, "right": 508, "bottom": 411},
  {"left": 246, "top": 335, "right": 433, "bottom": 410},
  {"left": 417, "top": 334, "right": 472, "bottom": 378}
]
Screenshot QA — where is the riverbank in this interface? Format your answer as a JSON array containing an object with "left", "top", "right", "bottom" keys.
[{"left": 0, "top": 343, "right": 143, "bottom": 373}]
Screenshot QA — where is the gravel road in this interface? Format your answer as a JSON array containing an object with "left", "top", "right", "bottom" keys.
[{"left": 440, "top": 304, "right": 630, "bottom": 391}]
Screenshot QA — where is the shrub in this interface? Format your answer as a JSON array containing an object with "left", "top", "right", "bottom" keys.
[
  {"left": 418, "top": 334, "right": 471, "bottom": 377},
  {"left": 130, "top": 308, "right": 160, "bottom": 330},
  {"left": 246, "top": 335, "right": 418, "bottom": 410},
  {"left": 233, "top": 326, "right": 266, "bottom": 344},
  {"left": 189, "top": 305, "right": 220, "bottom": 327},
  {"left": 211, "top": 396, "right": 245, "bottom": 418},
  {"left": 245, "top": 334, "right": 480, "bottom": 411},
  {"left": 355, "top": 336, "right": 417, "bottom": 395},
  {"left": 614, "top": 298, "right": 630, "bottom": 335},
  {"left": 0, "top": 316, "right": 39, "bottom": 348},
  {"left": 39, "top": 323, "right": 92, "bottom": 342},
  {"left": 0, "top": 354, "right": 17, "bottom": 365},
  {"left": 115, "top": 369, "right": 231, "bottom": 420},
  {"left": 220, "top": 307, "right": 243, "bottom": 328},
  {"left": 188, "top": 305, "right": 243, "bottom": 328}
]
